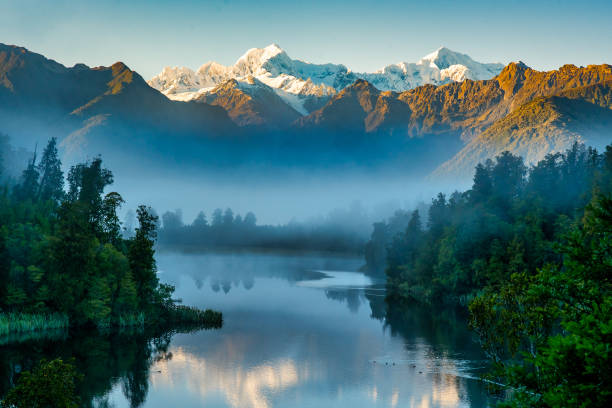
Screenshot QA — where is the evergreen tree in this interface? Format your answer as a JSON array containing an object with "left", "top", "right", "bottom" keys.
[
  {"left": 101, "top": 192, "right": 125, "bottom": 246},
  {"left": 470, "top": 160, "right": 493, "bottom": 204},
  {"left": 14, "top": 151, "right": 39, "bottom": 201},
  {"left": 243, "top": 212, "right": 256, "bottom": 227},
  {"left": 211, "top": 208, "right": 223, "bottom": 226},
  {"left": 161, "top": 209, "right": 183, "bottom": 230},
  {"left": 36, "top": 137, "right": 64, "bottom": 203},
  {"left": 128, "top": 206, "right": 159, "bottom": 313},
  {"left": 192, "top": 211, "right": 208, "bottom": 228},
  {"left": 223, "top": 208, "right": 234, "bottom": 225}
]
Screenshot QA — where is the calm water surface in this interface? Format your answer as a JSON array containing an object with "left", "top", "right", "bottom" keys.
[{"left": 0, "top": 251, "right": 496, "bottom": 407}]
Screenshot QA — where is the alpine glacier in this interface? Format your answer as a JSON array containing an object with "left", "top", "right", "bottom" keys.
[{"left": 148, "top": 45, "right": 504, "bottom": 115}]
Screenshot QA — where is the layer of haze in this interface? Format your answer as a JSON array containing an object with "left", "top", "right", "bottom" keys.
[{"left": 1, "top": 0, "right": 611, "bottom": 79}]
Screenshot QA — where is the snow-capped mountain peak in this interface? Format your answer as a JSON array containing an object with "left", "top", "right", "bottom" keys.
[
  {"left": 237, "top": 43, "right": 285, "bottom": 65},
  {"left": 148, "top": 45, "right": 505, "bottom": 117},
  {"left": 420, "top": 46, "right": 461, "bottom": 68}
]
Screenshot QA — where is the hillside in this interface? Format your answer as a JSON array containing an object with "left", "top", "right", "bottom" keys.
[
  {"left": 0, "top": 43, "right": 237, "bottom": 165},
  {"left": 2, "top": 42, "right": 611, "bottom": 179},
  {"left": 433, "top": 82, "right": 612, "bottom": 179},
  {"left": 196, "top": 77, "right": 302, "bottom": 128}
]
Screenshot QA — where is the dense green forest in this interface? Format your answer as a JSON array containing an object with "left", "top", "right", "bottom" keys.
[
  {"left": 0, "top": 137, "right": 221, "bottom": 335},
  {"left": 156, "top": 207, "right": 366, "bottom": 253},
  {"left": 366, "top": 142, "right": 611, "bottom": 407}
]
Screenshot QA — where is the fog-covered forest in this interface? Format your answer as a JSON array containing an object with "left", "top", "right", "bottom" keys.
[{"left": 364, "top": 142, "right": 612, "bottom": 406}]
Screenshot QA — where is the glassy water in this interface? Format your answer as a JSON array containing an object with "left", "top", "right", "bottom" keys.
[{"left": 0, "top": 251, "right": 496, "bottom": 407}]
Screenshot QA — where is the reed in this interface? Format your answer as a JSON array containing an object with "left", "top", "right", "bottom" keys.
[
  {"left": 167, "top": 305, "right": 223, "bottom": 328},
  {"left": 118, "top": 312, "right": 146, "bottom": 327},
  {"left": 0, "top": 312, "right": 70, "bottom": 336}
]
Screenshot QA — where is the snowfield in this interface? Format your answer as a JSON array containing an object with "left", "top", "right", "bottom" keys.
[{"left": 148, "top": 44, "right": 504, "bottom": 115}]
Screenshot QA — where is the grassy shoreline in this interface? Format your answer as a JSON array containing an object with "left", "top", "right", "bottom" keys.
[
  {"left": 0, "top": 306, "right": 222, "bottom": 340},
  {"left": 0, "top": 313, "right": 70, "bottom": 337}
]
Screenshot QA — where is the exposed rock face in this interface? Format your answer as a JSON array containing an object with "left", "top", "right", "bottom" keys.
[
  {"left": 196, "top": 77, "right": 301, "bottom": 128},
  {"left": 1, "top": 41, "right": 610, "bottom": 181},
  {"left": 148, "top": 44, "right": 504, "bottom": 123},
  {"left": 0, "top": 43, "right": 237, "bottom": 163},
  {"left": 433, "top": 82, "right": 612, "bottom": 179}
]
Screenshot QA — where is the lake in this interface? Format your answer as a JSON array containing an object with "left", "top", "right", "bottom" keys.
[{"left": 0, "top": 250, "right": 496, "bottom": 407}]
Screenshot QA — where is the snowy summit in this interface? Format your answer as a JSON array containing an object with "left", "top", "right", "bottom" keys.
[{"left": 148, "top": 45, "right": 504, "bottom": 115}]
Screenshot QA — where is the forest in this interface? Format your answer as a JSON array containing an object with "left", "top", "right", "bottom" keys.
[
  {"left": 1, "top": 134, "right": 610, "bottom": 407},
  {"left": 155, "top": 207, "right": 366, "bottom": 254},
  {"left": 0, "top": 136, "right": 221, "bottom": 334},
  {"left": 365, "top": 142, "right": 611, "bottom": 406}
]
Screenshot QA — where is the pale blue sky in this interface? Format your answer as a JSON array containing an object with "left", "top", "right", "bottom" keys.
[{"left": 1, "top": 0, "right": 610, "bottom": 79}]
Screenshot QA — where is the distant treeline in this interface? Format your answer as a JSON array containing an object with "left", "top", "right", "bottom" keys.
[
  {"left": 366, "top": 142, "right": 612, "bottom": 406},
  {"left": 0, "top": 137, "right": 221, "bottom": 334},
  {"left": 156, "top": 208, "right": 366, "bottom": 254}
]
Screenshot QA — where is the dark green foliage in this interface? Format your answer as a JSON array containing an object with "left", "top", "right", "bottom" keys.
[
  {"left": 470, "top": 195, "right": 612, "bottom": 407},
  {"left": 13, "top": 153, "right": 39, "bottom": 202},
  {"left": 368, "top": 143, "right": 603, "bottom": 304},
  {"left": 66, "top": 158, "right": 114, "bottom": 239},
  {"left": 129, "top": 206, "right": 161, "bottom": 313},
  {"left": 36, "top": 137, "right": 64, "bottom": 203},
  {"left": 1, "top": 358, "right": 81, "bottom": 408},
  {"left": 164, "top": 305, "right": 223, "bottom": 329},
  {"left": 0, "top": 138, "right": 221, "bottom": 332},
  {"left": 366, "top": 141, "right": 611, "bottom": 407}
]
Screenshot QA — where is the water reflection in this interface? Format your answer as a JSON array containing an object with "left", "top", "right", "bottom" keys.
[
  {"left": 0, "top": 251, "right": 495, "bottom": 407},
  {"left": 0, "top": 327, "right": 176, "bottom": 408}
]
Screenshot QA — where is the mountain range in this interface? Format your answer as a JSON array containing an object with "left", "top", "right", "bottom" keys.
[
  {"left": 148, "top": 44, "right": 504, "bottom": 123},
  {"left": 0, "top": 42, "right": 610, "bottom": 181}
]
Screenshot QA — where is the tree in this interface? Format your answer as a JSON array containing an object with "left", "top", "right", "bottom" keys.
[
  {"left": 13, "top": 152, "right": 39, "bottom": 201},
  {"left": 66, "top": 158, "right": 113, "bottom": 237},
  {"left": 223, "top": 208, "right": 234, "bottom": 225},
  {"left": 46, "top": 201, "right": 97, "bottom": 323},
  {"left": 211, "top": 208, "right": 223, "bottom": 226},
  {"left": 470, "top": 161, "right": 493, "bottom": 204},
  {"left": 470, "top": 194, "right": 612, "bottom": 407},
  {"left": 364, "top": 222, "right": 387, "bottom": 274},
  {"left": 428, "top": 193, "right": 448, "bottom": 237},
  {"left": 386, "top": 210, "right": 423, "bottom": 294},
  {"left": 128, "top": 205, "right": 159, "bottom": 313},
  {"left": 37, "top": 137, "right": 64, "bottom": 203},
  {"left": 0, "top": 133, "right": 8, "bottom": 179},
  {"left": 101, "top": 192, "right": 125, "bottom": 245},
  {"left": 162, "top": 209, "right": 183, "bottom": 230},
  {"left": 192, "top": 211, "right": 208, "bottom": 228},
  {"left": 243, "top": 212, "right": 256, "bottom": 227},
  {"left": 1, "top": 358, "right": 81, "bottom": 408}
]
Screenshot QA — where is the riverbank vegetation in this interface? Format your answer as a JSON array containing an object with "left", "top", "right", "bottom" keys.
[
  {"left": 366, "top": 142, "right": 611, "bottom": 407},
  {"left": 0, "top": 137, "right": 222, "bottom": 335}
]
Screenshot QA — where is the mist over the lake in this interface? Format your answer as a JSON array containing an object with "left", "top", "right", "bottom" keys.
[{"left": 2, "top": 1, "right": 611, "bottom": 406}]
